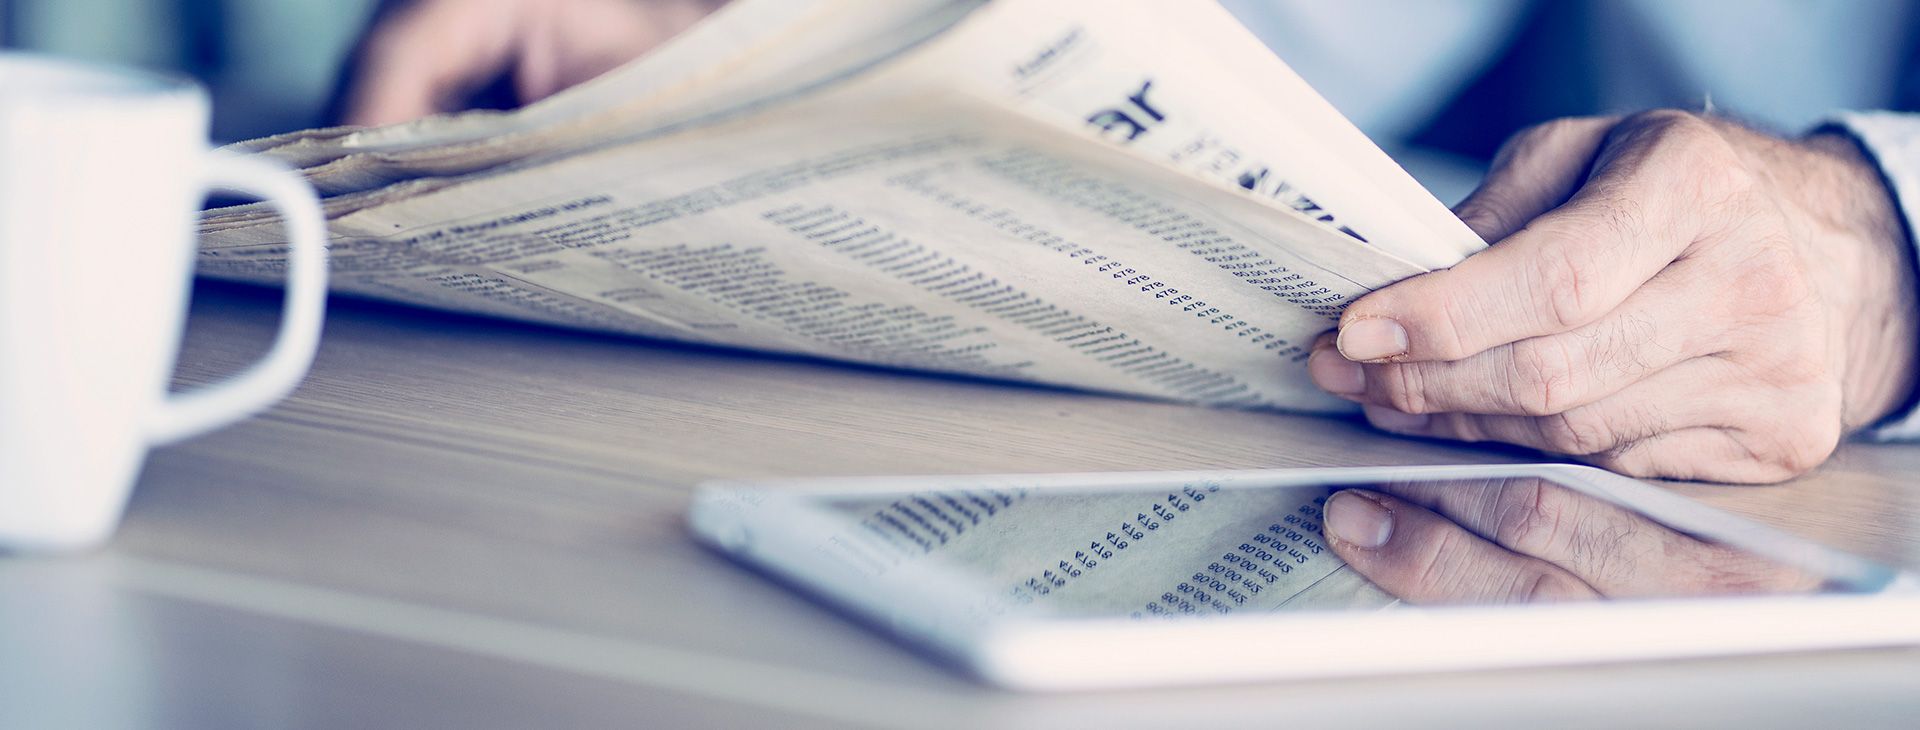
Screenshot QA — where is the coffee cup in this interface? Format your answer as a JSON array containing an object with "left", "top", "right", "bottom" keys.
[{"left": 0, "top": 54, "right": 329, "bottom": 552}]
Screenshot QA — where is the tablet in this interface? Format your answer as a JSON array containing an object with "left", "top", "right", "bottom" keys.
[{"left": 688, "top": 463, "right": 1920, "bottom": 690}]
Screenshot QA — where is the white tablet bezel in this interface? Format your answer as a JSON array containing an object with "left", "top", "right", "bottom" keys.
[{"left": 688, "top": 463, "right": 1920, "bottom": 691}]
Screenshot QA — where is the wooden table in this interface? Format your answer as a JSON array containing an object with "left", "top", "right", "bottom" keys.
[{"left": 5, "top": 281, "right": 1919, "bottom": 729}]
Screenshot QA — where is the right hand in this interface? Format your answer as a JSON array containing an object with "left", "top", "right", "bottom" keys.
[
  {"left": 1306, "top": 112, "right": 1919, "bottom": 483},
  {"left": 339, "top": 0, "right": 727, "bottom": 127},
  {"left": 1321, "top": 477, "right": 1821, "bottom": 603}
]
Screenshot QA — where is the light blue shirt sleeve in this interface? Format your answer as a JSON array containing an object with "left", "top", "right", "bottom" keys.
[{"left": 1825, "top": 112, "right": 1920, "bottom": 441}]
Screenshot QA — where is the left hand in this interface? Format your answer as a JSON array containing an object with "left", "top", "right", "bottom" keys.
[
  {"left": 338, "top": 0, "right": 726, "bottom": 127},
  {"left": 1319, "top": 478, "right": 1820, "bottom": 603},
  {"left": 1308, "top": 112, "right": 1919, "bottom": 483}
]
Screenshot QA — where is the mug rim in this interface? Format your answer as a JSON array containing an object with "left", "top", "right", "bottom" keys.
[{"left": 0, "top": 52, "right": 203, "bottom": 103}]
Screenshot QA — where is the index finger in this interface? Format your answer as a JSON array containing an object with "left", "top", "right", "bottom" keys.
[
  {"left": 1454, "top": 115, "right": 1620, "bottom": 243},
  {"left": 1336, "top": 111, "right": 1748, "bottom": 363}
]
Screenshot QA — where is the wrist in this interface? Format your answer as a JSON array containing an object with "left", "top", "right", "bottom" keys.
[{"left": 1798, "top": 130, "right": 1920, "bottom": 430}]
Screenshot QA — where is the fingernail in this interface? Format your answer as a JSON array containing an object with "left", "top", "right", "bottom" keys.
[
  {"left": 1337, "top": 319, "right": 1409, "bottom": 362},
  {"left": 1325, "top": 491, "right": 1393, "bottom": 549},
  {"left": 1363, "top": 404, "right": 1430, "bottom": 432},
  {"left": 1308, "top": 348, "right": 1365, "bottom": 395}
]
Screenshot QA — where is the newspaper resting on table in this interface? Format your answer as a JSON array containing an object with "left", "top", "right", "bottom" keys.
[{"left": 198, "top": 0, "right": 1484, "bottom": 414}]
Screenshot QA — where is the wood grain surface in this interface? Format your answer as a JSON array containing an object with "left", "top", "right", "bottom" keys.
[{"left": 9, "top": 281, "right": 1914, "bottom": 730}]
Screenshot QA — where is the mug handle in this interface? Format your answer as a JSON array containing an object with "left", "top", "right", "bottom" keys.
[{"left": 146, "top": 151, "right": 330, "bottom": 446}]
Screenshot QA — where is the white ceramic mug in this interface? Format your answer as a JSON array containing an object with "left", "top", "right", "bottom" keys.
[{"left": 0, "top": 55, "right": 328, "bottom": 552}]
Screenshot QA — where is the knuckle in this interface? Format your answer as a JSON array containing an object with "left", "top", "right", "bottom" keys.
[
  {"left": 1714, "top": 367, "right": 1844, "bottom": 480},
  {"left": 1685, "top": 542, "right": 1826, "bottom": 594},
  {"left": 1451, "top": 199, "right": 1514, "bottom": 240},
  {"left": 1653, "top": 113, "right": 1757, "bottom": 195},
  {"left": 1441, "top": 412, "right": 1493, "bottom": 443},
  {"left": 1521, "top": 570, "right": 1589, "bottom": 602},
  {"left": 1613, "top": 109, "right": 1757, "bottom": 195},
  {"left": 1537, "top": 115, "right": 1600, "bottom": 136},
  {"left": 1589, "top": 443, "right": 1683, "bottom": 480},
  {"left": 1753, "top": 417, "right": 1841, "bottom": 477},
  {"left": 1528, "top": 238, "right": 1609, "bottom": 332},
  {"left": 1537, "top": 407, "right": 1617, "bottom": 455},
  {"left": 1684, "top": 152, "right": 1759, "bottom": 211},
  {"left": 1411, "top": 290, "right": 1481, "bottom": 361},
  {"left": 1634, "top": 411, "right": 1841, "bottom": 483},
  {"left": 1620, "top": 109, "right": 1722, "bottom": 149},
  {"left": 1488, "top": 478, "right": 1572, "bottom": 556},
  {"left": 1506, "top": 339, "right": 1582, "bottom": 416},
  {"left": 1378, "top": 364, "right": 1432, "bottom": 414},
  {"left": 1607, "top": 110, "right": 1695, "bottom": 155},
  {"left": 1412, "top": 528, "right": 1469, "bottom": 595},
  {"left": 1489, "top": 122, "right": 1550, "bottom": 166},
  {"left": 1702, "top": 156, "right": 1759, "bottom": 200},
  {"left": 1622, "top": 108, "right": 1701, "bottom": 129},
  {"left": 1508, "top": 116, "right": 1601, "bottom": 155},
  {"left": 1727, "top": 243, "right": 1815, "bottom": 317}
]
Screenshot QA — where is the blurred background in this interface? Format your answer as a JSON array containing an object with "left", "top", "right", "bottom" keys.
[
  {"left": 0, "top": 0, "right": 379, "bottom": 141},
  {"left": 4, "top": 0, "right": 1916, "bottom": 205}
]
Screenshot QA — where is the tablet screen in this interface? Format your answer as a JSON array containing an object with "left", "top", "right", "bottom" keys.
[{"left": 813, "top": 475, "right": 1893, "bottom": 618}]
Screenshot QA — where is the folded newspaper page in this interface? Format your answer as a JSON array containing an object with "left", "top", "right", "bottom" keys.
[{"left": 198, "top": 0, "right": 1485, "bottom": 413}]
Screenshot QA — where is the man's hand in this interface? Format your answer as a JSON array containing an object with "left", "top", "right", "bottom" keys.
[
  {"left": 1320, "top": 478, "right": 1820, "bottom": 603},
  {"left": 339, "top": 0, "right": 726, "bottom": 127},
  {"left": 1309, "top": 111, "right": 1920, "bottom": 482}
]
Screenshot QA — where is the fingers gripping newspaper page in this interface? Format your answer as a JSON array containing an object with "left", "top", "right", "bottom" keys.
[{"left": 198, "top": 0, "right": 1477, "bottom": 412}]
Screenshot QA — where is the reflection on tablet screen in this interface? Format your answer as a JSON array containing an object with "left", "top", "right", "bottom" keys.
[{"left": 820, "top": 476, "right": 1879, "bottom": 619}]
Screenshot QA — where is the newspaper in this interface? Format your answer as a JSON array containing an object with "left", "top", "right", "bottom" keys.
[{"left": 198, "top": 0, "right": 1485, "bottom": 412}]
